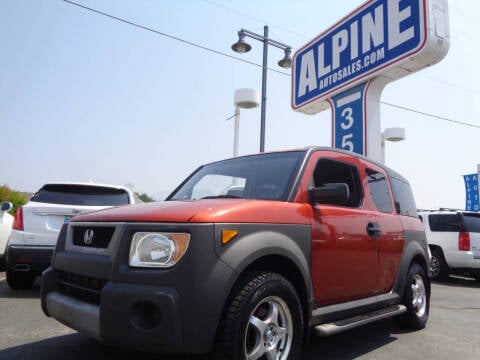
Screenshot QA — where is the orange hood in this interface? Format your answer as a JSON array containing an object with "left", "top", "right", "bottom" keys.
[{"left": 72, "top": 199, "right": 311, "bottom": 225}]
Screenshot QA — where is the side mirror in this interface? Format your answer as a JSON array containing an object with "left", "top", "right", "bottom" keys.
[
  {"left": 308, "top": 183, "right": 349, "bottom": 206},
  {"left": 1, "top": 201, "right": 13, "bottom": 212}
]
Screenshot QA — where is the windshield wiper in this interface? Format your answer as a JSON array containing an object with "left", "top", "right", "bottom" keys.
[{"left": 200, "top": 195, "right": 242, "bottom": 199}]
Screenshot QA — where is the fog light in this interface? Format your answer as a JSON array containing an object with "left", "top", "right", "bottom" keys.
[{"left": 130, "top": 301, "right": 162, "bottom": 331}]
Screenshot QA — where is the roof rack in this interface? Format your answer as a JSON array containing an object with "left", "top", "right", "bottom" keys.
[{"left": 417, "top": 208, "right": 463, "bottom": 212}]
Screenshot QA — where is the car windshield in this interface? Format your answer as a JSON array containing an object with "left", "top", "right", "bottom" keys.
[
  {"left": 31, "top": 184, "right": 130, "bottom": 206},
  {"left": 167, "top": 151, "right": 305, "bottom": 201}
]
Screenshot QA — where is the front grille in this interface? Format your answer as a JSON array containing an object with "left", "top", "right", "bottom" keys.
[
  {"left": 57, "top": 271, "right": 107, "bottom": 305},
  {"left": 72, "top": 226, "right": 115, "bottom": 248}
]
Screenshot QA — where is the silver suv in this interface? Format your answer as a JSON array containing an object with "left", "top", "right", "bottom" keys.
[{"left": 418, "top": 209, "right": 480, "bottom": 281}]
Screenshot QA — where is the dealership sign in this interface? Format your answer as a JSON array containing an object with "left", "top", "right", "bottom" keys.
[
  {"left": 464, "top": 174, "right": 480, "bottom": 211},
  {"left": 292, "top": 0, "right": 449, "bottom": 115}
]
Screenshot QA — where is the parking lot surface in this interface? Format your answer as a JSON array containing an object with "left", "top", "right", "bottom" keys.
[{"left": 0, "top": 272, "right": 479, "bottom": 360}]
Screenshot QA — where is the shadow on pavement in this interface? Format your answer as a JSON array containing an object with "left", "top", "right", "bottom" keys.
[
  {"left": 0, "top": 274, "right": 41, "bottom": 299},
  {"left": 302, "top": 318, "right": 399, "bottom": 359},
  {"left": 433, "top": 275, "right": 480, "bottom": 289},
  {"left": 0, "top": 333, "right": 199, "bottom": 360},
  {"left": 0, "top": 318, "right": 403, "bottom": 360}
]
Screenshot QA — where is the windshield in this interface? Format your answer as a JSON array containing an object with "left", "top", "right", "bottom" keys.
[
  {"left": 31, "top": 184, "right": 130, "bottom": 206},
  {"left": 168, "top": 151, "right": 305, "bottom": 201}
]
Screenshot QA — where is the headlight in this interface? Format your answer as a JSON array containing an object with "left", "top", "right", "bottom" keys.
[{"left": 129, "top": 232, "right": 190, "bottom": 268}]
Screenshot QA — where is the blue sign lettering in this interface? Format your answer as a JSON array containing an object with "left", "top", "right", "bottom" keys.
[{"left": 463, "top": 174, "right": 480, "bottom": 211}]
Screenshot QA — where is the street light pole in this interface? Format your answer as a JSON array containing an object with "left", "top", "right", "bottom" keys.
[
  {"left": 232, "top": 26, "right": 292, "bottom": 153},
  {"left": 260, "top": 26, "right": 268, "bottom": 152}
]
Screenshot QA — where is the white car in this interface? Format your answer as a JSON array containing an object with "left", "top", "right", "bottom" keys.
[
  {"left": 0, "top": 201, "right": 14, "bottom": 269},
  {"left": 5, "top": 182, "right": 138, "bottom": 289},
  {"left": 418, "top": 209, "right": 480, "bottom": 281}
]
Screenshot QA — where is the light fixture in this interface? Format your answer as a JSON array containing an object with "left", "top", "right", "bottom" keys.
[
  {"left": 231, "top": 32, "right": 252, "bottom": 53},
  {"left": 381, "top": 127, "right": 406, "bottom": 163},
  {"left": 232, "top": 88, "right": 260, "bottom": 157},
  {"left": 278, "top": 47, "right": 292, "bottom": 68}
]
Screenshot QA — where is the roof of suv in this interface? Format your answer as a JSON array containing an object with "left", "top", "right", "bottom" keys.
[{"left": 418, "top": 209, "right": 480, "bottom": 233}]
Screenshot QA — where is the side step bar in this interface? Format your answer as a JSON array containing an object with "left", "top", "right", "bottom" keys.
[{"left": 314, "top": 304, "right": 406, "bottom": 337}]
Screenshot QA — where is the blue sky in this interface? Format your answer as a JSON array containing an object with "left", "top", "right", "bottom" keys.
[{"left": 1, "top": 0, "right": 479, "bottom": 209}]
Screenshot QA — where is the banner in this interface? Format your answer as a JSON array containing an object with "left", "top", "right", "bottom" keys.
[{"left": 463, "top": 174, "right": 479, "bottom": 211}]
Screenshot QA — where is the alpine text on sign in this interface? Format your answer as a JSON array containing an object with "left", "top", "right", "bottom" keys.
[{"left": 292, "top": 0, "right": 449, "bottom": 114}]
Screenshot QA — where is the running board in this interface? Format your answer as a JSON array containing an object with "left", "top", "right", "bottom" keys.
[{"left": 314, "top": 304, "right": 406, "bottom": 337}]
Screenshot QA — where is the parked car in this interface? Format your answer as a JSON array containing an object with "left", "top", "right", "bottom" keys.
[
  {"left": 0, "top": 201, "right": 14, "bottom": 269},
  {"left": 418, "top": 209, "right": 480, "bottom": 281},
  {"left": 41, "top": 148, "right": 429, "bottom": 359},
  {"left": 5, "top": 182, "right": 138, "bottom": 289}
]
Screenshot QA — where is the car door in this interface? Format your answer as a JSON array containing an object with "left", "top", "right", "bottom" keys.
[
  {"left": 308, "top": 154, "right": 378, "bottom": 306},
  {"left": 364, "top": 166, "right": 404, "bottom": 293}
]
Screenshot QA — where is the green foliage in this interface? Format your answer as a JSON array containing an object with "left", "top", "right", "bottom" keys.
[
  {"left": 0, "top": 185, "right": 29, "bottom": 215},
  {"left": 135, "top": 192, "right": 155, "bottom": 203}
]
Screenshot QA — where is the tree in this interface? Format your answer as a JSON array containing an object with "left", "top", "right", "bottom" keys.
[
  {"left": 0, "top": 185, "right": 29, "bottom": 215},
  {"left": 135, "top": 192, "right": 155, "bottom": 203}
]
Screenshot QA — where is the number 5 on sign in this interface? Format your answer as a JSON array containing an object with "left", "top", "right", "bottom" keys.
[{"left": 330, "top": 82, "right": 367, "bottom": 156}]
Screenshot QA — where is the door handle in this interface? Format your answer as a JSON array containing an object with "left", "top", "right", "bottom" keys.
[{"left": 367, "top": 222, "right": 382, "bottom": 238}]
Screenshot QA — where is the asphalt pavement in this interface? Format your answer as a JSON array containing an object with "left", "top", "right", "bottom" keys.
[{"left": 0, "top": 272, "right": 479, "bottom": 360}]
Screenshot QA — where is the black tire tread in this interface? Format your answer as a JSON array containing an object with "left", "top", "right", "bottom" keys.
[
  {"left": 210, "top": 272, "right": 302, "bottom": 360},
  {"left": 430, "top": 248, "right": 449, "bottom": 281},
  {"left": 395, "top": 263, "right": 430, "bottom": 330}
]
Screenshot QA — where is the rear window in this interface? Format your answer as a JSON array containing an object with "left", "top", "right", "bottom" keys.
[
  {"left": 462, "top": 213, "right": 480, "bottom": 233},
  {"left": 31, "top": 184, "right": 130, "bottom": 206},
  {"left": 428, "top": 214, "right": 463, "bottom": 232}
]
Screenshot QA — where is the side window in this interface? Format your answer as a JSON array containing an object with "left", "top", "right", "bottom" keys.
[
  {"left": 390, "top": 177, "right": 418, "bottom": 217},
  {"left": 429, "top": 214, "right": 462, "bottom": 232},
  {"left": 312, "top": 158, "right": 362, "bottom": 207},
  {"left": 366, "top": 169, "right": 393, "bottom": 213},
  {"left": 463, "top": 213, "right": 480, "bottom": 233}
]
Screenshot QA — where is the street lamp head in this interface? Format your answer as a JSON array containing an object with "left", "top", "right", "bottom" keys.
[
  {"left": 277, "top": 47, "right": 292, "bottom": 68},
  {"left": 383, "top": 127, "right": 406, "bottom": 142},
  {"left": 231, "top": 32, "right": 252, "bottom": 53}
]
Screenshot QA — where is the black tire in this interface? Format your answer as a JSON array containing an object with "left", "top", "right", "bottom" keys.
[
  {"left": 211, "top": 272, "right": 303, "bottom": 360},
  {"left": 6, "top": 269, "right": 35, "bottom": 290},
  {"left": 396, "top": 263, "right": 430, "bottom": 330},
  {"left": 430, "top": 248, "right": 449, "bottom": 281}
]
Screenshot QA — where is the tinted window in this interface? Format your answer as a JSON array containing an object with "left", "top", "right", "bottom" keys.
[
  {"left": 168, "top": 151, "right": 304, "bottom": 201},
  {"left": 366, "top": 169, "right": 393, "bottom": 213},
  {"left": 462, "top": 213, "right": 480, "bottom": 233},
  {"left": 390, "top": 177, "right": 417, "bottom": 217},
  {"left": 428, "top": 214, "right": 463, "bottom": 232},
  {"left": 312, "top": 159, "right": 362, "bottom": 207},
  {"left": 31, "top": 184, "right": 130, "bottom": 206}
]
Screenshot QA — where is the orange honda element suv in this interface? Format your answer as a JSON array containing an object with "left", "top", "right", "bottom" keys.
[{"left": 41, "top": 148, "right": 429, "bottom": 359}]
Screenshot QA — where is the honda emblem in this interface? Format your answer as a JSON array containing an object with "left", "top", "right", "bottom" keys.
[{"left": 83, "top": 229, "right": 94, "bottom": 245}]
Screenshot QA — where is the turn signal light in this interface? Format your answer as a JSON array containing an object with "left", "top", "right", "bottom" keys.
[{"left": 222, "top": 229, "right": 239, "bottom": 244}]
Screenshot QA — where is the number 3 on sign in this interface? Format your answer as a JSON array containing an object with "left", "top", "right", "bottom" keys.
[{"left": 341, "top": 107, "right": 354, "bottom": 151}]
